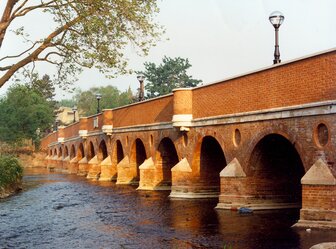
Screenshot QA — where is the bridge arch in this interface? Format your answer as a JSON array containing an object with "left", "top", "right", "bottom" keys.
[
  {"left": 112, "top": 140, "right": 124, "bottom": 165},
  {"left": 77, "top": 143, "right": 84, "bottom": 159},
  {"left": 130, "top": 138, "right": 147, "bottom": 183},
  {"left": 98, "top": 140, "right": 108, "bottom": 161},
  {"left": 193, "top": 136, "right": 227, "bottom": 196},
  {"left": 70, "top": 145, "right": 76, "bottom": 159},
  {"left": 64, "top": 146, "right": 69, "bottom": 158},
  {"left": 87, "top": 141, "right": 95, "bottom": 160},
  {"left": 155, "top": 137, "right": 179, "bottom": 187},
  {"left": 248, "top": 133, "right": 305, "bottom": 206},
  {"left": 58, "top": 147, "right": 63, "bottom": 158}
]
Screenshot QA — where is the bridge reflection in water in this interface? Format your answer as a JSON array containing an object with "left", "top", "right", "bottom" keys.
[{"left": 0, "top": 169, "right": 334, "bottom": 249}]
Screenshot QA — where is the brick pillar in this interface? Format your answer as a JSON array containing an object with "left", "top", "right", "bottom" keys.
[
  {"left": 295, "top": 159, "right": 336, "bottom": 229},
  {"left": 62, "top": 156, "right": 70, "bottom": 172},
  {"left": 99, "top": 156, "right": 115, "bottom": 181},
  {"left": 87, "top": 155, "right": 101, "bottom": 180},
  {"left": 77, "top": 157, "right": 89, "bottom": 176},
  {"left": 170, "top": 158, "right": 197, "bottom": 198},
  {"left": 68, "top": 157, "right": 79, "bottom": 174},
  {"left": 138, "top": 157, "right": 160, "bottom": 190},
  {"left": 172, "top": 88, "right": 193, "bottom": 131},
  {"left": 116, "top": 156, "right": 138, "bottom": 185},
  {"left": 216, "top": 158, "right": 248, "bottom": 209}
]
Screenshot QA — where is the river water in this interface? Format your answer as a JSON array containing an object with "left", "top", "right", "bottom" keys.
[{"left": 0, "top": 168, "right": 334, "bottom": 249}]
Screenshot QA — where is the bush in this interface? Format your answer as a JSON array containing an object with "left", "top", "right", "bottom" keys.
[{"left": 0, "top": 155, "right": 23, "bottom": 188}]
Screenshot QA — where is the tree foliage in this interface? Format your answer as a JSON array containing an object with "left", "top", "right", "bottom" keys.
[
  {"left": 28, "top": 73, "right": 57, "bottom": 108},
  {"left": 141, "top": 56, "right": 202, "bottom": 98},
  {"left": 72, "top": 85, "right": 133, "bottom": 116},
  {"left": 0, "top": 84, "right": 54, "bottom": 144},
  {"left": 0, "top": 155, "right": 23, "bottom": 189},
  {"left": 0, "top": 0, "right": 162, "bottom": 88}
]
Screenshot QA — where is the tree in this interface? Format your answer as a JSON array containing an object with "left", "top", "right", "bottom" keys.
[
  {"left": 141, "top": 56, "right": 202, "bottom": 98},
  {"left": 28, "top": 73, "right": 57, "bottom": 108},
  {"left": 73, "top": 85, "right": 133, "bottom": 116},
  {"left": 0, "top": 1, "right": 162, "bottom": 88},
  {"left": 0, "top": 84, "right": 54, "bottom": 144}
]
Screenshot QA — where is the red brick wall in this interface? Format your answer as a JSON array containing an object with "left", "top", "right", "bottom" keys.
[
  {"left": 113, "top": 95, "right": 173, "bottom": 127},
  {"left": 62, "top": 122, "right": 80, "bottom": 139},
  {"left": 192, "top": 51, "right": 336, "bottom": 118}
]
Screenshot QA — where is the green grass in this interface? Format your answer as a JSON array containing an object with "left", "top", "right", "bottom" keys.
[{"left": 0, "top": 154, "right": 23, "bottom": 188}]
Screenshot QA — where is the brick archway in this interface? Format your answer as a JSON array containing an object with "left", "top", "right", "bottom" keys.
[
  {"left": 155, "top": 137, "right": 179, "bottom": 187},
  {"left": 87, "top": 141, "right": 95, "bottom": 160},
  {"left": 193, "top": 136, "right": 227, "bottom": 197},
  {"left": 58, "top": 147, "right": 63, "bottom": 158},
  {"left": 112, "top": 140, "right": 124, "bottom": 165},
  {"left": 98, "top": 140, "right": 108, "bottom": 161},
  {"left": 130, "top": 138, "right": 147, "bottom": 184},
  {"left": 248, "top": 133, "right": 305, "bottom": 207},
  {"left": 77, "top": 143, "right": 84, "bottom": 159},
  {"left": 70, "top": 144, "right": 76, "bottom": 159}
]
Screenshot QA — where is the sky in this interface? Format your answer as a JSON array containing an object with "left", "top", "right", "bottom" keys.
[{"left": 0, "top": 0, "right": 335, "bottom": 100}]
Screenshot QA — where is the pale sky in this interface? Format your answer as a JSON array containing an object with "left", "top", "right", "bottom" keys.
[{"left": 0, "top": 0, "right": 335, "bottom": 99}]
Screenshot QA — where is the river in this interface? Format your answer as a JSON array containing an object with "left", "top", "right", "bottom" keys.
[{"left": 0, "top": 168, "right": 334, "bottom": 249}]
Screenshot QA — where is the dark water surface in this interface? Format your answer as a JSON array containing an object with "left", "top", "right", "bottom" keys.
[{"left": 0, "top": 168, "right": 334, "bottom": 249}]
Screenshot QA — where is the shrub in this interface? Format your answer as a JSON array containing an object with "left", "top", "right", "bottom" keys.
[{"left": 0, "top": 155, "right": 23, "bottom": 189}]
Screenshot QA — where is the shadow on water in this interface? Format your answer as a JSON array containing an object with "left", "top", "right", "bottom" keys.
[{"left": 0, "top": 168, "right": 334, "bottom": 249}]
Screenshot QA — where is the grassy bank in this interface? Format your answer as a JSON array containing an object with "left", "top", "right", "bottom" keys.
[{"left": 0, "top": 155, "right": 23, "bottom": 198}]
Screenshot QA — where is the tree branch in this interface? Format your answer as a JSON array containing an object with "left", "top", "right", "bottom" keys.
[
  {"left": 0, "top": 0, "right": 18, "bottom": 48},
  {"left": 0, "top": 15, "right": 82, "bottom": 88},
  {"left": 0, "top": 41, "right": 39, "bottom": 62}
]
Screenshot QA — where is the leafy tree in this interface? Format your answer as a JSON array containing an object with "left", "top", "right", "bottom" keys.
[
  {"left": 73, "top": 85, "right": 133, "bottom": 116},
  {"left": 141, "top": 56, "right": 202, "bottom": 98},
  {"left": 28, "top": 74, "right": 57, "bottom": 108},
  {"left": 57, "top": 98, "right": 76, "bottom": 108},
  {"left": 0, "top": 1, "right": 162, "bottom": 88},
  {"left": 0, "top": 84, "right": 54, "bottom": 145}
]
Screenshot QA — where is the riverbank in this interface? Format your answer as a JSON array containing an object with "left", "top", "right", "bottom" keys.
[{"left": 0, "top": 155, "right": 23, "bottom": 198}]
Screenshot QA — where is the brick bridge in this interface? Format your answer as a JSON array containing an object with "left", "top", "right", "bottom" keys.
[{"left": 41, "top": 49, "right": 336, "bottom": 228}]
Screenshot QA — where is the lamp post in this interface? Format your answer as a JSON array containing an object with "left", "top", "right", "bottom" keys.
[
  {"left": 96, "top": 93, "right": 102, "bottom": 114},
  {"left": 55, "top": 119, "right": 60, "bottom": 131},
  {"left": 137, "top": 74, "right": 145, "bottom": 102},
  {"left": 269, "top": 11, "right": 284, "bottom": 64},
  {"left": 72, "top": 106, "right": 77, "bottom": 123}
]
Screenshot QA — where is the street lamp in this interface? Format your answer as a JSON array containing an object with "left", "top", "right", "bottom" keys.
[
  {"left": 55, "top": 119, "right": 60, "bottom": 131},
  {"left": 96, "top": 93, "right": 102, "bottom": 114},
  {"left": 137, "top": 74, "right": 145, "bottom": 101},
  {"left": 72, "top": 106, "right": 77, "bottom": 123},
  {"left": 269, "top": 11, "right": 284, "bottom": 64}
]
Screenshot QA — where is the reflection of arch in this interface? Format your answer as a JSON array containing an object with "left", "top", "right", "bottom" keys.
[
  {"left": 248, "top": 134, "right": 304, "bottom": 204},
  {"left": 58, "top": 147, "right": 63, "bottom": 158},
  {"left": 49, "top": 149, "right": 52, "bottom": 156},
  {"left": 193, "top": 136, "right": 226, "bottom": 194},
  {"left": 156, "top": 137, "right": 179, "bottom": 186},
  {"left": 54, "top": 148, "right": 57, "bottom": 156},
  {"left": 112, "top": 140, "right": 124, "bottom": 165},
  {"left": 98, "top": 140, "right": 108, "bottom": 161},
  {"left": 130, "top": 138, "right": 147, "bottom": 182},
  {"left": 77, "top": 143, "right": 84, "bottom": 159},
  {"left": 87, "top": 141, "right": 95, "bottom": 160}
]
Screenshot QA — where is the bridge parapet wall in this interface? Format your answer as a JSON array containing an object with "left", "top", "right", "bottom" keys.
[
  {"left": 112, "top": 94, "right": 173, "bottom": 128},
  {"left": 62, "top": 122, "right": 80, "bottom": 139},
  {"left": 192, "top": 50, "right": 336, "bottom": 119}
]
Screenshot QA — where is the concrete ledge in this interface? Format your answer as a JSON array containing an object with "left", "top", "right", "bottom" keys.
[
  {"left": 309, "top": 242, "right": 336, "bottom": 249},
  {"left": 216, "top": 202, "right": 301, "bottom": 210},
  {"left": 137, "top": 185, "right": 171, "bottom": 191},
  {"left": 169, "top": 191, "right": 219, "bottom": 199},
  {"left": 293, "top": 220, "right": 336, "bottom": 229}
]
